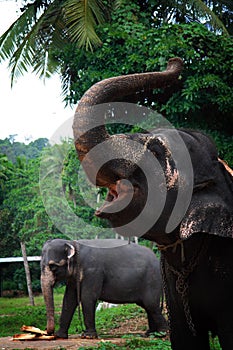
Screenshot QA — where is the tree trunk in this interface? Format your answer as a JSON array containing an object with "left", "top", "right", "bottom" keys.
[{"left": 20, "top": 241, "right": 35, "bottom": 306}]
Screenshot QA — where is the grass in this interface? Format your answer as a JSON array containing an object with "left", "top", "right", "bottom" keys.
[
  {"left": 0, "top": 293, "right": 48, "bottom": 337},
  {"left": 0, "top": 287, "right": 222, "bottom": 349},
  {"left": 79, "top": 338, "right": 172, "bottom": 350}
]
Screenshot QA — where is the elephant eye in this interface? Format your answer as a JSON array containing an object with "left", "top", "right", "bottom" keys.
[{"left": 49, "top": 263, "right": 58, "bottom": 271}]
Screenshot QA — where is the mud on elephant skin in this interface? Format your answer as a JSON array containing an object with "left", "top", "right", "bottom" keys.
[
  {"left": 73, "top": 58, "right": 233, "bottom": 349},
  {"left": 40, "top": 238, "right": 167, "bottom": 339}
]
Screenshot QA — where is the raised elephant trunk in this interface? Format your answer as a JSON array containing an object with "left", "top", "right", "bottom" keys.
[
  {"left": 73, "top": 57, "right": 183, "bottom": 166},
  {"left": 40, "top": 266, "right": 56, "bottom": 335}
]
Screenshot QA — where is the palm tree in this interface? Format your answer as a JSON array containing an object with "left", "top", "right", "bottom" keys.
[
  {"left": 0, "top": 0, "right": 231, "bottom": 85},
  {"left": 0, "top": 0, "right": 117, "bottom": 84}
]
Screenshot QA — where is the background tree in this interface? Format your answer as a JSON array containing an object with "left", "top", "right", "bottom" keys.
[
  {"left": 0, "top": 0, "right": 117, "bottom": 83},
  {"left": 0, "top": 151, "right": 59, "bottom": 293},
  {"left": 0, "top": 138, "right": 110, "bottom": 294},
  {"left": 57, "top": 6, "right": 232, "bottom": 166},
  {"left": 20, "top": 241, "right": 35, "bottom": 306},
  {"left": 0, "top": 137, "right": 48, "bottom": 163},
  {"left": 137, "top": 0, "right": 233, "bottom": 34},
  {"left": 0, "top": 0, "right": 232, "bottom": 82}
]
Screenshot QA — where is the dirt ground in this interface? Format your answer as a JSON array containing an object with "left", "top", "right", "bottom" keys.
[
  {"left": 0, "top": 335, "right": 126, "bottom": 350},
  {"left": 0, "top": 315, "right": 167, "bottom": 349}
]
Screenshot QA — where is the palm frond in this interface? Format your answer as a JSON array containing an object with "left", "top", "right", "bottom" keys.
[
  {"left": 2, "top": 1, "right": 65, "bottom": 84},
  {"left": 63, "top": 0, "right": 107, "bottom": 50},
  {"left": 191, "top": 0, "right": 229, "bottom": 35},
  {"left": 30, "top": 1, "right": 67, "bottom": 79},
  {"left": 0, "top": 0, "right": 117, "bottom": 82},
  {"left": 0, "top": 5, "right": 35, "bottom": 61}
]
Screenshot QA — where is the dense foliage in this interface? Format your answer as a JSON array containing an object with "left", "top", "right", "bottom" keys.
[
  {"left": 0, "top": 0, "right": 232, "bottom": 82},
  {"left": 0, "top": 137, "right": 49, "bottom": 163},
  {"left": 59, "top": 7, "right": 233, "bottom": 135},
  {"left": 57, "top": 4, "right": 233, "bottom": 165},
  {"left": 0, "top": 138, "right": 111, "bottom": 293}
]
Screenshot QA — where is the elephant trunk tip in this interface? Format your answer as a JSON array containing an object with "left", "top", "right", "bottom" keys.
[{"left": 167, "top": 57, "right": 184, "bottom": 72}]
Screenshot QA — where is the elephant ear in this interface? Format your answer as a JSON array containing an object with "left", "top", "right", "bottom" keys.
[
  {"left": 65, "top": 243, "right": 75, "bottom": 259},
  {"left": 179, "top": 131, "right": 233, "bottom": 239},
  {"left": 65, "top": 242, "right": 76, "bottom": 275}
]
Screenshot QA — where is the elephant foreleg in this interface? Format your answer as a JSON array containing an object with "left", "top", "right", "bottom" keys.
[
  {"left": 167, "top": 294, "right": 210, "bottom": 350},
  {"left": 170, "top": 325, "right": 210, "bottom": 350},
  {"left": 56, "top": 282, "right": 78, "bottom": 339}
]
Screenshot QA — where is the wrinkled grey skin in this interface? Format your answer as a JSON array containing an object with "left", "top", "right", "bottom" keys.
[
  {"left": 72, "top": 58, "right": 233, "bottom": 349},
  {"left": 41, "top": 238, "right": 167, "bottom": 338}
]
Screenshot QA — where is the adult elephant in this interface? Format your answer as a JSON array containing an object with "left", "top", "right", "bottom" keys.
[
  {"left": 41, "top": 238, "right": 167, "bottom": 339},
  {"left": 73, "top": 58, "right": 233, "bottom": 349}
]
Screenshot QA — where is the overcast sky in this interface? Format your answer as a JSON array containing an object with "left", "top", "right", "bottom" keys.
[{"left": 0, "top": 0, "right": 74, "bottom": 143}]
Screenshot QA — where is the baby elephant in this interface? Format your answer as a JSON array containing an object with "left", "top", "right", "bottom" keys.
[{"left": 41, "top": 238, "right": 167, "bottom": 338}]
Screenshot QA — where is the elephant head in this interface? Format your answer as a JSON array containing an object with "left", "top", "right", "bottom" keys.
[
  {"left": 40, "top": 239, "right": 76, "bottom": 334},
  {"left": 73, "top": 58, "right": 233, "bottom": 242}
]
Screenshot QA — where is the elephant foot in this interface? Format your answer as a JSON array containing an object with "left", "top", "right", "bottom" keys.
[
  {"left": 81, "top": 330, "right": 98, "bottom": 339},
  {"left": 55, "top": 330, "right": 68, "bottom": 339},
  {"left": 144, "top": 329, "right": 167, "bottom": 338}
]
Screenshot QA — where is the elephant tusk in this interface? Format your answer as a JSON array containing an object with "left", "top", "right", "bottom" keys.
[{"left": 218, "top": 158, "right": 233, "bottom": 176}]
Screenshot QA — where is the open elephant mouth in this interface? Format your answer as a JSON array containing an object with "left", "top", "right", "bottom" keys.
[
  {"left": 95, "top": 178, "right": 147, "bottom": 233},
  {"left": 95, "top": 179, "right": 135, "bottom": 218}
]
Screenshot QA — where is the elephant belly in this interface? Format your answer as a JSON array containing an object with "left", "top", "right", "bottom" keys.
[
  {"left": 99, "top": 288, "right": 140, "bottom": 304},
  {"left": 99, "top": 270, "right": 144, "bottom": 303}
]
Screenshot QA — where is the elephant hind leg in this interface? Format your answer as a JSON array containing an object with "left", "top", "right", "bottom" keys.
[
  {"left": 137, "top": 302, "right": 168, "bottom": 334},
  {"left": 146, "top": 306, "right": 168, "bottom": 333}
]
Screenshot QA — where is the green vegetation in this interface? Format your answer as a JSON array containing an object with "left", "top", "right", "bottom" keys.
[
  {"left": 0, "top": 137, "right": 48, "bottom": 163},
  {"left": 0, "top": 288, "right": 152, "bottom": 337},
  {"left": 0, "top": 139, "right": 111, "bottom": 294},
  {"left": 0, "top": 287, "right": 64, "bottom": 337},
  {"left": 60, "top": 12, "right": 233, "bottom": 139},
  {"left": 78, "top": 336, "right": 221, "bottom": 350},
  {"left": 79, "top": 338, "right": 172, "bottom": 350},
  {"left": 0, "top": 293, "right": 47, "bottom": 337},
  {"left": 1, "top": 0, "right": 232, "bottom": 82}
]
